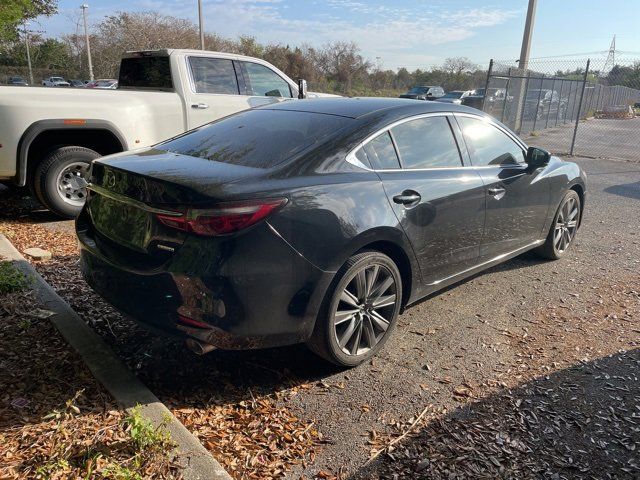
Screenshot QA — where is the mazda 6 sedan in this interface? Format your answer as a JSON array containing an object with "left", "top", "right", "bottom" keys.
[{"left": 77, "top": 98, "right": 586, "bottom": 367}]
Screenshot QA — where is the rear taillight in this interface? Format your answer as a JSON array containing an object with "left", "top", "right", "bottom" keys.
[{"left": 156, "top": 198, "right": 287, "bottom": 236}]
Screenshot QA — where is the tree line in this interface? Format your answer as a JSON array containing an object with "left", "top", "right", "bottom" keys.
[{"left": 1, "top": 11, "right": 488, "bottom": 95}]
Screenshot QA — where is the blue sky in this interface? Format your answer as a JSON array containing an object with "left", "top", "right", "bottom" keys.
[{"left": 33, "top": 0, "right": 640, "bottom": 70}]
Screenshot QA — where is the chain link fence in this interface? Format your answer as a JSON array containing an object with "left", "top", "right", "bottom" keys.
[{"left": 481, "top": 58, "right": 640, "bottom": 161}]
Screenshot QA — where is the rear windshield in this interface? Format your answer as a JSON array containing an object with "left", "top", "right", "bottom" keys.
[
  {"left": 158, "top": 109, "right": 352, "bottom": 169},
  {"left": 118, "top": 56, "right": 173, "bottom": 91}
]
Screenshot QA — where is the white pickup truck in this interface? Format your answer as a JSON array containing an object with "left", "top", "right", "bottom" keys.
[
  {"left": 0, "top": 49, "right": 329, "bottom": 217},
  {"left": 42, "top": 76, "right": 71, "bottom": 87}
]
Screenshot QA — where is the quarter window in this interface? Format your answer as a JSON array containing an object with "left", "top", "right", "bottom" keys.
[
  {"left": 390, "top": 116, "right": 462, "bottom": 169},
  {"left": 240, "top": 62, "right": 292, "bottom": 98},
  {"left": 363, "top": 132, "right": 401, "bottom": 170},
  {"left": 189, "top": 57, "right": 239, "bottom": 94},
  {"left": 457, "top": 116, "right": 526, "bottom": 166}
]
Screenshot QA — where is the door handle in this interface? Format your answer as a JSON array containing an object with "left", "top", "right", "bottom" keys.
[
  {"left": 393, "top": 191, "right": 421, "bottom": 206},
  {"left": 191, "top": 103, "right": 209, "bottom": 109},
  {"left": 487, "top": 187, "right": 506, "bottom": 199}
]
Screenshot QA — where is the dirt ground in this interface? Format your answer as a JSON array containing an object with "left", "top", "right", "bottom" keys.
[{"left": 0, "top": 155, "right": 638, "bottom": 479}]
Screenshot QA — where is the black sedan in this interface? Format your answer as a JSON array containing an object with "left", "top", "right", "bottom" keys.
[{"left": 77, "top": 98, "right": 586, "bottom": 367}]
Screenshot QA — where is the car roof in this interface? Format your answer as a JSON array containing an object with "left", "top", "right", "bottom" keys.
[{"left": 261, "top": 97, "right": 479, "bottom": 119}]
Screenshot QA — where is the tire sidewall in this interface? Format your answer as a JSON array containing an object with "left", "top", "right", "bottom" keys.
[
  {"left": 320, "top": 252, "right": 402, "bottom": 367},
  {"left": 34, "top": 147, "right": 99, "bottom": 218}
]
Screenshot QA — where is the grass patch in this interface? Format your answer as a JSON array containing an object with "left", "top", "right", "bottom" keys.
[
  {"left": 0, "top": 260, "right": 26, "bottom": 294},
  {"left": 124, "top": 406, "right": 172, "bottom": 451}
]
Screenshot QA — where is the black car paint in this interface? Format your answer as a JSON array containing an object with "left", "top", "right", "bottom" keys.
[{"left": 77, "top": 98, "right": 586, "bottom": 351}]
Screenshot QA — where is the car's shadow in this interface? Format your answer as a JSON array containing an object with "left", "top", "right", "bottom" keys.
[
  {"left": 350, "top": 348, "right": 640, "bottom": 479},
  {"left": 604, "top": 181, "right": 640, "bottom": 200}
]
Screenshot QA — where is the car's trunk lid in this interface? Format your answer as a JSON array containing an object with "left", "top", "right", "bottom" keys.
[{"left": 87, "top": 149, "right": 264, "bottom": 254}]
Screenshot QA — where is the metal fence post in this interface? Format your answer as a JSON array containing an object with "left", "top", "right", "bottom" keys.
[
  {"left": 555, "top": 79, "right": 564, "bottom": 127},
  {"left": 481, "top": 59, "right": 494, "bottom": 112},
  {"left": 563, "top": 82, "right": 573, "bottom": 124},
  {"left": 545, "top": 76, "right": 556, "bottom": 129},
  {"left": 532, "top": 74, "right": 545, "bottom": 132},
  {"left": 500, "top": 68, "right": 512, "bottom": 123},
  {"left": 570, "top": 59, "right": 590, "bottom": 156}
]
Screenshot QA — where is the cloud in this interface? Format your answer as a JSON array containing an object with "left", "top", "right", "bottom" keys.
[{"left": 36, "top": 0, "right": 519, "bottom": 69}]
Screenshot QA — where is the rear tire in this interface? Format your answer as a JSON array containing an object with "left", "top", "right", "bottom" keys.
[
  {"left": 307, "top": 251, "right": 402, "bottom": 367},
  {"left": 33, "top": 146, "right": 98, "bottom": 219},
  {"left": 534, "top": 190, "right": 581, "bottom": 260}
]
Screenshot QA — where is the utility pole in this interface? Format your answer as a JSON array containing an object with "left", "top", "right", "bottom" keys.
[
  {"left": 518, "top": 0, "right": 537, "bottom": 71},
  {"left": 23, "top": 24, "right": 34, "bottom": 85},
  {"left": 198, "top": 0, "right": 205, "bottom": 50},
  {"left": 514, "top": 0, "right": 537, "bottom": 131},
  {"left": 81, "top": 4, "right": 94, "bottom": 81}
]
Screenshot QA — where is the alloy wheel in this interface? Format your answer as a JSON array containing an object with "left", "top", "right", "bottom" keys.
[
  {"left": 332, "top": 263, "right": 398, "bottom": 356},
  {"left": 554, "top": 195, "right": 579, "bottom": 253},
  {"left": 57, "top": 162, "right": 90, "bottom": 206}
]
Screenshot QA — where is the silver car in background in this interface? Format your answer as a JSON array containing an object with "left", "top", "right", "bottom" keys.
[{"left": 436, "top": 90, "right": 477, "bottom": 105}]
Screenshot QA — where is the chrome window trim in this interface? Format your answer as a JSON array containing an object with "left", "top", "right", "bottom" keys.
[{"left": 345, "top": 111, "right": 530, "bottom": 173}]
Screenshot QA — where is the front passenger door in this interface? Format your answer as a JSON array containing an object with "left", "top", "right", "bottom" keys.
[{"left": 455, "top": 114, "right": 551, "bottom": 259}]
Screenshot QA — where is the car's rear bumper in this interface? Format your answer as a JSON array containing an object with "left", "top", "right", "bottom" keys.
[{"left": 78, "top": 219, "right": 335, "bottom": 350}]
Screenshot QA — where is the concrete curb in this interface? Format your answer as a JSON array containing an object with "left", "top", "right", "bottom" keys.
[{"left": 0, "top": 234, "right": 231, "bottom": 480}]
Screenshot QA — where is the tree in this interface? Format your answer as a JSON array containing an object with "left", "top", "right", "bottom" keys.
[
  {"left": 0, "top": 0, "right": 57, "bottom": 41},
  {"left": 88, "top": 11, "right": 203, "bottom": 77},
  {"left": 316, "top": 41, "right": 370, "bottom": 94}
]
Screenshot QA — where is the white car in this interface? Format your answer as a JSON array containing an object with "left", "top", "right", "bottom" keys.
[
  {"left": 436, "top": 90, "right": 477, "bottom": 105},
  {"left": 0, "top": 49, "right": 335, "bottom": 217},
  {"left": 42, "top": 76, "right": 71, "bottom": 87}
]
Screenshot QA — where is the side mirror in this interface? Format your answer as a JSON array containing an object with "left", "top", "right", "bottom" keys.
[
  {"left": 526, "top": 146, "right": 551, "bottom": 169},
  {"left": 297, "top": 78, "right": 308, "bottom": 99}
]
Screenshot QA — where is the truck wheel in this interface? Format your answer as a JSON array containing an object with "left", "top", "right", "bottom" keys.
[{"left": 33, "top": 146, "right": 98, "bottom": 219}]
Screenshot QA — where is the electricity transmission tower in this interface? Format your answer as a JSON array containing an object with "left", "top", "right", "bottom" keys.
[{"left": 603, "top": 35, "right": 616, "bottom": 72}]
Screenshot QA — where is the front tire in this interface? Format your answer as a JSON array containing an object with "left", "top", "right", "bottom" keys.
[
  {"left": 33, "top": 146, "right": 98, "bottom": 219},
  {"left": 534, "top": 190, "right": 581, "bottom": 260},
  {"left": 307, "top": 251, "right": 402, "bottom": 367}
]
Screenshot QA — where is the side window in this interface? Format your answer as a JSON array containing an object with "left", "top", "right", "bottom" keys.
[
  {"left": 457, "top": 116, "right": 526, "bottom": 166},
  {"left": 240, "top": 62, "right": 292, "bottom": 98},
  {"left": 363, "top": 132, "right": 401, "bottom": 170},
  {"left": 189, "top": 57, "right": 239, "bottom": 94},
  {"left": 390, "top": 116, "right": 462, "bottom": 169},
  {"left": 354, "top": 148, "right": 371, "bottom": 169}
]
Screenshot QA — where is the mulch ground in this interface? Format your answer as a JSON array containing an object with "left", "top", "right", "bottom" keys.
[
  {"left": 0, "top": 190, "right": 322, "bottom": 479},
  {"left": 0, "top": 267, "right": 181, "bottom": 479}
]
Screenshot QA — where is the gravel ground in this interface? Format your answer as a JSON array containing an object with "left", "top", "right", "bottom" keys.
[{"left": 0, "top": 156, "right": 638, "bottom": 479}]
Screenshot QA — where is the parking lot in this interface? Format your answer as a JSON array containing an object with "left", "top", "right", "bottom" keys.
[
  {"left": 523, "top": 117, "right": 640, "bottom": 162},
  {"left": 1, "top": 155, "right": 638, "bottom": 478}
]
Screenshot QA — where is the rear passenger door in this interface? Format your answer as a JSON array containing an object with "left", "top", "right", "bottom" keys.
[
  {"left": 359, "top": 114, "right": 486, "bottom": 291},
  {"left": 185, "top": 56, "right": 249, "bottom": 129}
]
